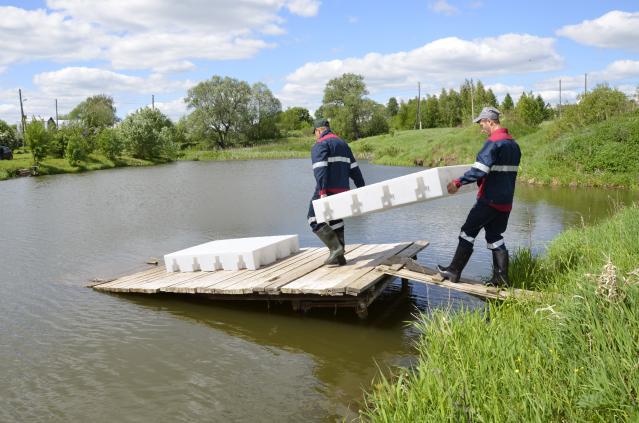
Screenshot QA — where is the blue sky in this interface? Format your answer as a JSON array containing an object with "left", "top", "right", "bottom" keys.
[{"left": 0, "top": 0, "right": 637, "bottom": 124}]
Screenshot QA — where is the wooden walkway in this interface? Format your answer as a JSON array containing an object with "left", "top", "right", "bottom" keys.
[{"left": 91, "top": 240, "right": 540, "bottom": 317}]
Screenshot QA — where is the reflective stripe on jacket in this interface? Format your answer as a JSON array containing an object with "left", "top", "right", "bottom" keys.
[
  {"left": 312, "top": 130, "right": 365, "bottom": 195},
  {"left": 454, "top": 128, "right": 521, "bottom": 212}
]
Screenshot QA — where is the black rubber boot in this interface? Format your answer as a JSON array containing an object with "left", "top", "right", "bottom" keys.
[
  {"left": 486, "top": 249, "right": 510, "bottom": 287},
  {"left": 315, "top": 224, "right": 346, "bottom": 266},
  {"left": 334, "top": 227, "right": 347, "bottom": 265},
  {"left": 436, "top": 241, "right": 473, "bottom": 283}
]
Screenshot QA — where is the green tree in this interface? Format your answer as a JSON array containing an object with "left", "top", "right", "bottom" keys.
[
  {"left": 386, "top": 97, "right": 399, "bottom": 116},
  {"left": 68, "top": 94, "right": 118, "bottom": 132},
  {"left": 501, "top": 93, "right": 514, "bottom": 111},
  {"left": 97, "top": 128, "right": 123, "bottom": 160},
  {"left": 49, "top": 123, "right": 84, "bottom": 158},
  {"left": 246, "top": 82, "right": 281, "bottom": 142},
  {"left": 515, "top": 92, "right": 545, "bottom": 126},
  {"left": 423, "top": 95, "right": 440, "bottom": 128},
  {"left": 25, "top": 118, "right": 50, "bottom": 164},
  {"left": 361, "top": 99, "right": 390, "bottom": 137},
  {"left": 322, "top": 73, "right": 369, "bottom": 140},
  {"left": 279, "top": 107, "right": 312, "bottom": 132},
  {"left": 485, "top": 89, "right": 498, "bottom": 107},
  {"left": 120, "top": 107, "right": 175, "bottom": 160},
  {"left": 185, "top": 76, "right": 252, "bottom": 149},
  {"left": 0, "top": 119, "right": 19, "bottom": 149},
  {"left": 65, "top": 132, "right": 90, "bottom": 166}
]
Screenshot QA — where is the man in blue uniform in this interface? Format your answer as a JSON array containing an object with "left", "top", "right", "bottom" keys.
[
  {"left": 308, "top": 118, "right": 365, "bottom": 266},
  {"left": 437, "top": 107, "right": 521, "bottom": 286}
]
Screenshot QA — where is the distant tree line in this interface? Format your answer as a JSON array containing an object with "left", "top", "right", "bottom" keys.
[{"left": 4, "top": 73, "right": 636, "bottom": 168}]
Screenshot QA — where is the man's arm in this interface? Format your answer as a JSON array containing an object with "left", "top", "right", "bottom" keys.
[
  {"left": 348, "top": 150, "right": 365, "bottom": 188},
  {"left": 448, "top": 141, "right": 496, "bottom": 194},
  {"left": 312, "top": 143, "right": 330, "bottom": 196}
]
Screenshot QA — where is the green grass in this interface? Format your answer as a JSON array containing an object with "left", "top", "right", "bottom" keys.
[
  {"left": 350, "top": 111, "right": 639, "bottom": 189},
  {"left": 0, "top": 150, "right": 161, "bottom": 181},
  {"left": 361, "top": 204, "right": 639, "bottom": 422},
  {"left": 179, "top": 136, "right": 314, "bottom": 162}
]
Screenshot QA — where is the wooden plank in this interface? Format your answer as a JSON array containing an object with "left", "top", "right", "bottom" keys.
[
  {"left": 93, "top": 267, "right": 162, "bottom": 289},
  {"left": 345, "top": 240, "right": 430, "bottom": 295},
  {"left": 128, "top": 271, "right": 214, "bottom": 293},
  {"left": 376, "top": 266, "right": 542, "bottom": 300},
  {"left": 93, "top": 267, "right": 166, "bottom": 292},
  {"left": 321, "top": 242, "right": 417, "bottom": 295},
  {"left": 210, "top": 248, "right": 329, "bottom": 294},
  {"left": 259, "top": 244, "right": 366, "bottom": 294},
  {"left": 163, "top": 249, "right": 322, "bottom": 293},
  {"left": 280, "top": 243, "right": 388, "bottom": 294}
]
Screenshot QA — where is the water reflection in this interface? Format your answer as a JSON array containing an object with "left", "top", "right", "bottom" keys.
[{"left": 0, "top": 160, "right": 634, "bottom": 422}]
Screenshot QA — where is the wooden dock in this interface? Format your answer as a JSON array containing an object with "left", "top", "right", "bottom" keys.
[{"left": 91, "top": 240, "right": 540, "bottom": 317}]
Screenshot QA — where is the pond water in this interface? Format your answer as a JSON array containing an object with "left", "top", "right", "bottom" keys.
[{"left": 0, "top": 160, "right": 635, "bottom": 422}]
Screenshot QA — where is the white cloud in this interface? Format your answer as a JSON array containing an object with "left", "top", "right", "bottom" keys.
[
  {"left": 535, "top": 60, "right": 639, "bottom": 91},
  {"left": 0, "top": 6, "right": 107, "bottom": 69},
  {"left": 286, "top": 0, "right": 321, "bottom": 17},
  {"left": 109, "top": 32, "right": 274, "bottom": 71},
  {"left": 33, "top": 67, "right": 191, "bottom": 97},
  {"left": 557, "top": 10, "right": 639, "bottom": 51},
  {"left": 278, "top": 34, "right": 562, "bottom": 109},
  {"left": 0, "top": 1, "right": 321, "bottom": 73},
  {"left": 429, "top": 0, "right": 459, "bottom": 15},
  {"left": 153, "top": 98, "right": 189, "bottom": 121}
]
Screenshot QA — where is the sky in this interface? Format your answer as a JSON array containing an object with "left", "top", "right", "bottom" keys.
[{"left": 0, "top": 0, "right": 638, "bottom": 124}]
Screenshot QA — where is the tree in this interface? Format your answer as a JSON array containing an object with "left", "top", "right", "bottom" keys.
[
  {"left": 65, "top": 132, "right": 90, "bottom": 166},
  {"left": 322, "top": 73, "right": 369, "bottom": 140},
  {"left": 185, "top": 76, "right": 252, "bottom": 149},
  {"left": 515, "top": 92, "right": 545, "bottom": 126},
  {"left": 49, "top": 123, "right": 83, "bottom": 158},
  {"left": 485, "top": 89, "right": 498, "bottom": 108},
  {"left": 120, "top": 107, "right": 176, "bottom": 160},
  {"left": 279, "top": 107, "right": 312, "bottom": 132},
  {"left": 25, "top": 118, "right": 50, "bottom": 165},
  {"left": 246, "top": 82, "right": 281, "bottom": 142},
  {"left": 360, "top": 99, "right": 390, "bottom": 137},
  {"left": 386, "top": 97, "right": 399, "bottom": 116},
  {"left": 68, "top": 94, "right": 118, "bottom": 132},
  {"left": 97, "top": 128, "right": 124, "bottom": 160},
  {"left": 0, "top": 119, "right": 19, "bottom": 149},
  {"left": 423, "top": 95, "right": 440, "bottom": 128},
  {"left": 501, "top": 93, "right": 514, "bottom": 111}
]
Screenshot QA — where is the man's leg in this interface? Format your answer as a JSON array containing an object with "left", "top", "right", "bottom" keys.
[
  {"left": 437, "top": 201, "right": 493, "bottom": 282},
  {"left": 484, "top": 211, "right": 511, "bottom": 287},
  {"left": 308, "top": 192, "right": 345, "bottom": 266}
]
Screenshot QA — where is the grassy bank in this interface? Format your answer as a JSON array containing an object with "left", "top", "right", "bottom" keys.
[
  {"left": 179, "top": 136, "right": 314, "bottom": 162},
  {"left": 0, "top": 150, "right": 162, "bottom": 181},
  {"left": 362, "top": 204, "right": 639, "bottom": 422},
  {"left": 350, "top": 111, "right": 639, "bottom": 189}
]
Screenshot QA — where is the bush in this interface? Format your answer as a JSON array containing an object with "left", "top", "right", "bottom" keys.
[
  {"left": 556, "top": 85, "right": 635, "bottom": 132},
  {"left": 49, "top": 124, "right": 84, "bottom": 158},
  {"left": 0, "top": 119, "right": 19, "bottom": 149},
  {"left": 120, "top": 107, "right": 176, "bottom": 160},
  {"left": 65, "top": 132, "right": 90, "bottom": 166},
  {"left": 97, "top": 128, "right": 123, "bottom": 160},
  {"left": 25, "top": 119, "right": 50, "bottom": 164}
]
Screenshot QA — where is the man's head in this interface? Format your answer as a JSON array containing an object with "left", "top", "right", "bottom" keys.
[
  {"left": 473, "top": 107, "right": 501, "bottom": 134},
  {"left": 313, "top": 118, "right": 330, "bottom": 139}
]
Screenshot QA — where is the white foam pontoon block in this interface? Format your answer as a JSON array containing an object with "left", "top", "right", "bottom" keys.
[
  {"left": 164, "top": 235, "right": 300, "bottom": 273},
  {"left": 312, "top": 164, "right": 476, "bottom": 224}
]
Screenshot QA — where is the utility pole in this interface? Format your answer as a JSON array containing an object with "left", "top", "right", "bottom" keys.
[
  {"left": 55, "top": 99, "right": 59, "bottom": 127},
  {"left": 558, "top": 79, "right": 562, "bottom": 118},
  {"left": 584, "top": 73, "right": 588, "bottom": 94},
  {"left": 470, "top": 78, "right": 475, "bottom": 123},
  {"left": 18, "top": 89, "right": 27, "bottom": 147},
  {"left": 152, "top": 94, "right": 155, "bottom": 110},
  {"left": 416, "top": 82, "right": 422, "bottom": 130}
]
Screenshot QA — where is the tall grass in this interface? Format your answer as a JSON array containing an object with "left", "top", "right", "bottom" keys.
[{"left": 362, "top": 204, "right": 639, "bottom": 422}]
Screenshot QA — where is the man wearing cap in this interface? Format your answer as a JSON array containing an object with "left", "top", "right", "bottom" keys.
[
  {"left": 437, "top": 107, "right": 521, "bottom": 286},
  {"left": 308, "top": 118, "right": 365, "bottom": 266}
]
